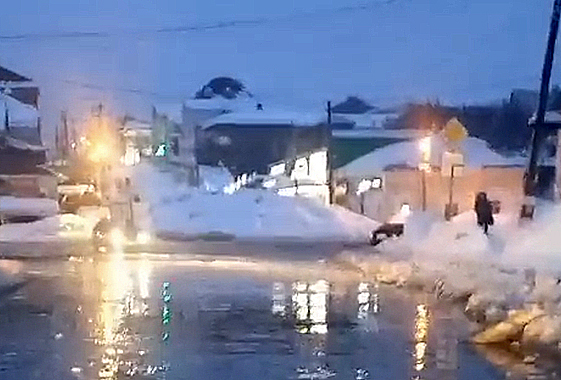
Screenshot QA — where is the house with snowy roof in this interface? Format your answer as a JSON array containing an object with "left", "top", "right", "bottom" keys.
[
  {"left": 151, "top": 77, "right": 256, "bottom": 184},
  {"left": 328, "top": 97, "right": 414, "bottom": 169},
  {"left": 0, "top": 66, "right": 52, "bottom": 197},
  {"left": 197, "top": 106, "right": 330, "bottom": 176},
  {"left": 153, "top": 77, "right": 330, "bottom": 185},
  {"left": 334, "top": 133, "right": 527, "bottom": 222}
]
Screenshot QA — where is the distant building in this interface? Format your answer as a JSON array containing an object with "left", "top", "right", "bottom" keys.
[
  {"left": 0, "top": 66, "right": 50, "bottom": 197},
  {"left": 329, "top": 108, "right": 414, "bottom": 169},
  {"left": 151, "top": 103, "right": 196, "bottom": 182},
  {"left": 335, "top": 134, "right": 525, "bottom": 221},
  {"left": 197, "top": 108, "right": 330, "bottom": 176},
  {"left": 119, "top": 118, "right": 152, "bottom": 166}
]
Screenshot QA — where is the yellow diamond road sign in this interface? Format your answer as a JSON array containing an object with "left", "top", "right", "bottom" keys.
[{"left": 444, "top": 117, "right": 467, "bottom": 142}]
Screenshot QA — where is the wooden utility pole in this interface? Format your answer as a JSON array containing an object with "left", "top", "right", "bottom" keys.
[
  {"left": 524, "top": 0, "right": 561, "bottom": 203},
  {"left": 327, "top": 101, "right": 333, "bottom": 205},
  {"left": 61, "top": 111, "right": 69, "bottom": 159},
  {"left": 55, "top": 125, "right": 59, "bottom": 157}
]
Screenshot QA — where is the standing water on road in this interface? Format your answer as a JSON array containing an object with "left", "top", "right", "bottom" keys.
[{"left": 0, "top": 249, "right": 540, "bottom": 380}]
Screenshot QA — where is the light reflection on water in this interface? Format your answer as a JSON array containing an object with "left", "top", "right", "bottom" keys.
[
  {"left": 292, "top": 280, "right": 329, "bottom": 335},
  {"left": 0, "top": 255, "right": 519, "bottom": 380},
  {"left": 272, "top": 281, "right": 286, "bottom": 316},
  {"left": 414, "top": 303, "right": 430, "bottom": 373},
  {"left": 93, "top": 247, "right": 154, "bottom": 379}
]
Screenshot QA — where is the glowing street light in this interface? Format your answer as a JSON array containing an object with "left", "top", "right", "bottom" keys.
[
  {"left": 418, "top": 136, "right": 432, "bottom": 171},
  {"left": 418, "top": 135, "right": 432, "bottom": 211}
]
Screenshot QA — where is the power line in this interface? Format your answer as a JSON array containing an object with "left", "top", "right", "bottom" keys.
[
  {"left": 0, "top": 0, "right": 401, "bottom": 41},
  {"left": 60, "top": 79, "right": 161, "bottom": 97}
]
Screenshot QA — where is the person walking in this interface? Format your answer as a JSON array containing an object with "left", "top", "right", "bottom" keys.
[{"left": 474, "top": 192, "right": 494, "bottom": 234}]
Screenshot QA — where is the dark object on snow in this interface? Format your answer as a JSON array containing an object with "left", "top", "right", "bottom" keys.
[
  {"left": 444, "top": 203, "right": 459, "bottom": 220},
  {"left": 520, "top": 204, "right": 535, "bottom": 219},
  {"left": 474, "top": 192, "right": 494, "bottom": 234},
  {"left": 369, "top": 223, "right": 404, "bottom": 246},
  {"left": 2, "top": 214, "right": 43, "bottom": 224}
]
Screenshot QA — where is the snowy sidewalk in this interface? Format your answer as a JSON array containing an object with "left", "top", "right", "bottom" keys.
[{"left": 130, "top": 163, "right": 379, "bottom": 243}]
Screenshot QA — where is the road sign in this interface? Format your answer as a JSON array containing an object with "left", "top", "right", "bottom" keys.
[
  {"left": 442, "top": 152, "right": 464, "bottom": 177},
  {"left": 444, "top": 118, "right": 467, "bottom": 143}
]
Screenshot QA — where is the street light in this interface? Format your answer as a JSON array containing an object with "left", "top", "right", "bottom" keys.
[{"left": 418, "top": 136, "right": 432, "bottom": 212}]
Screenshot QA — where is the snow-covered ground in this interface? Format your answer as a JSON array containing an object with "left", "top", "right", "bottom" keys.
[
  {"left": 338, "top": 205, "right": 561, "bottom": 348},
  {"left": 0, "top": 213, "right": 92, "bottom": 242},
  {"left": 0, "top": 196, "right": 58, "bottom": 217},
  {"left": 131, "top": 163, "right": 378, "bottom": 242}
]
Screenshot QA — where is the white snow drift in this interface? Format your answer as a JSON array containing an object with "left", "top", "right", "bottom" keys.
[{"left": 131, "top": 163, "right": 378, "bottom": 241}]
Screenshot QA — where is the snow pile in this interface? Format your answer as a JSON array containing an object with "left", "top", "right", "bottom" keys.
[
  {"left": 198, "top": 165, "right": 233, "bottom": 193},
  {"left": 341, "top": 249, "right": 561, "bottom": 346},
  {"left": 0, "top": 213, "right": 91, "bottom": 242},
  {"left": 132, "top": 163, "right": 378, "bottom": 241},
  {"left": 347, "top": 206, "right": 561, "bottom": 348},
  {"left": 505, "top": 203, "right": 561, "bottom": 269},
  {"left": 0, "top": 196, "right": 58, "bottom": 217},
  {"left": 337, "top": 135, "right": 525, "bottom": 177}
]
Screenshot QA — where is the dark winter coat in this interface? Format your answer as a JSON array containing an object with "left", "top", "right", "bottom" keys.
[{"left": 474, "top": 192, "right": 494, "bottom": 226}]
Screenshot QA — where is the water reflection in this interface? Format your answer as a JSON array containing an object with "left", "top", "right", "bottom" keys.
[
  {"left": 355, "top": 282, "right": 380, "bottom": 334},
  {"left": 357, "top": 282, "right": 370, "bottom": 320},
  {"left": 272, "top": 282, "right": 286, "bottom": 316},
  {"left": 138, "top": 253, "right": 151, "bottom": 300},
  {"left": 414, "top": 303, "right": 429, "bottom": 373},
  {"left": 83, "top": 247, "right": 157, "bottom": 379},
  {"left": 292, "top": 280, "right": 329, "bottom": 334}
]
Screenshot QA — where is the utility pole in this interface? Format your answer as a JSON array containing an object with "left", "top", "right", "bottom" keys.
[
  {"left": 61, "top": 111, "right": 69, "bottom": 160},
  {"left": 55, "top": 125, "right": 59, "bottom": 158},
  {"left": 421, "top": 170, "right": 427, "bottom": 212},
  {"left": 326, "top": 101, "right": 333, "bottom": 205},
  {"left": 523, "top": 0, "right": 561, "bottom": 217}
]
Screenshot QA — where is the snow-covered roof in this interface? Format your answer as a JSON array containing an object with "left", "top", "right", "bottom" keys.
[
  {"left": 541, "top": 110, "right": 561, "bottom": 124},
  {"left": 0, "top": 66, "right": 31, "bottom": 83},
  {"left": 201, "top": 109, "right": 325, "bottom": 129},
  {"left": 183, "top": 96, "right": 254, "bottom": 112},
  {"left": 155, "top": 96, "right": 256, "bottom": 124},
  {"left": 332, "top": 128, "right": 424, "bottom": 140},
  {"left": 336, "top": 135, "right": 525, "bottom": 177},
  {"left": 5, "top": 136, "right": 46, "bottom": 151},
  {"left": 124, "top": 120, "right": 151, "bottom": 130},
  {"left": 0, "top": 93, "right": 38, "bottom": 128}
]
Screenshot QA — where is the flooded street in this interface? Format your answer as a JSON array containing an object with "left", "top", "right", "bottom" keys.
[{"left": 0, "top": 245, "right": 524, "bottom": 379}]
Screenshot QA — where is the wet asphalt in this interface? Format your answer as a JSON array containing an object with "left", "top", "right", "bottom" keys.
[{"left": 0, "top": 242, "right": 536, "bottom": 380}]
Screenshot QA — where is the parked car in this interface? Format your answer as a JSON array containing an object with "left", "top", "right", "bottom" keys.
[{"left": 369, "top": 223, "right": 404, "bottom": 246}]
